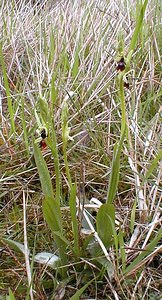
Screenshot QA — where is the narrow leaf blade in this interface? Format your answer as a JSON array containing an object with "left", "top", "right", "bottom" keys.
[{"left": 33, "top": 140, "right": 54, "bottom": 199}]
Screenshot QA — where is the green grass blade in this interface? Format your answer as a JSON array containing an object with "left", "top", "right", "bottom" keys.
[
  {"left": 69, "top": 278, "right": 95, "bottom": 300},
  {"left": 47, "top": 121, "right": 62, "bottom": 204},
  {"left": 145, "top": 150, "right": 162, "bottom": 181},
  {"left": 21, "top": 97, "right": 30, "bottom": 156},
  {"left": 61, "top": 99, "right": 72, "bottom": 189},
  {"left": 128, "top": 0, "right": 148, "bottom": 53},
  {"left": 69, "top": 183, "right": 80, "bottom": 256},
  {"left": 118, "top": 226, "right": 126, "bottom": 271},
  {"left": 50, "top": 75, "right": 58, "bottom": 111},
  {"left": 0, "top": 42, "right": 15, "bottom": 135},
  {"left": 48, "top": 28, "right": 55, "bottom": 67},
  {"left": 130, "top": 199, "right": 137, "bottom": 234},
  {"left": 72, "top": 47, "right": 80, "bottom": 79},
  {"left": 123, "top": 228, "right": 162, "bottom": 276},
  {"left": 107, "top": 129, "right": 125, "bottom": 204}
]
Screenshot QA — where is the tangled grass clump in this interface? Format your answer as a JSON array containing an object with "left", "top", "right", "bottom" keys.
[{"left": 0, "top": 0, "right": 161, "bottom": 299}]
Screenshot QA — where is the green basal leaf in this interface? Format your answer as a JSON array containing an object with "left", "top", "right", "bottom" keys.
[
  {"left": 33, "top": 140, "right": 54, "bottom": 199},
  {"left": 96, "top": 203, "right": 115, "bottom": 248},
  {"left": 42, "top": 199, "right": 68, "bottom": 267},
  {"left": 6, "top": 289, "right": 16, "bottom": 300},
  {"left": 33, "top": 140, "right": 67, "bottom": 267},
  {"left": 42, "top": 198, "right": 62, "bottom": 233},
  {"left": 3, "top": 239, "right": 30, "bottom": 256},
  {"left": 96, "top": 257, "right": 114, "bottom": 280}
]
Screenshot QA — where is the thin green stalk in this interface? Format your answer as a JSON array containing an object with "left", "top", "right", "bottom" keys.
[
  {"left": 119, "top": 74, "right": 126, "bottom": 136},
  {"left": 21, "top": 97, "right": 30, "bottom": 156},
  {"left": 47, "top": 121, "right": 62, "bottom": 204},
  {"left": 63, "top": 141, "right": 72, "bottom": 189},
  {"left": 61, "top": 99, "right": 72, "bottom": 190},
  {"left": 49, "top": 77, "right": 62, "bottom": 203},
  {"left": 0, "top": 42, "right": 15, "bottom": 136}
]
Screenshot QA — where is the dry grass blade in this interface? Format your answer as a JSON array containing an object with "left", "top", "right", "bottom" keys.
[
  {"left": 0, "top": 0, "right": 161, "bottom": 299},
  {"left": 23, "top": 190, "right": 34, "bottom": 300}
]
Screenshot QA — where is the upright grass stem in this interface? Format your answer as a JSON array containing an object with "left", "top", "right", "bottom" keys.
[
  {"left": 0, "top": 42, "right": 15, "bottom": 136},
  {"left": 61, "top": 98, "right": 73, "bottom": 190},
  {"left": 48, "top": 120, "right": 62, "bottom": 205}
]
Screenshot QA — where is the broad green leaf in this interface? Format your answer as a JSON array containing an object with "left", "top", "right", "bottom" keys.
[
  {"left": 52, "top": 231, "right": 70, "bottom": 246},
  {"left": 3, "top": 239, "right": 30, "bottom": 256},
  {"left": 6, "top": 289, "right": 16, "bottom": 300},
  {"left": 42, "top": 198, "right": 62, "bottom": 233},
  {"left": 33, "top": 141, "right": 54, "bottom": 199},
  {"left": 33, "top": 141, "right": 67, "bottom": 267},
  {"left": 96, "top": 203, "right": 115, "bottom": 248},
  {"left": 39, "top": 97, "right": 49, "bottom": 125},
  {"left": 96, "top": 257, "right": 114, "bottom": 280},
  {"left": 42, "top": 199, "right": 68, "bottom": 266}
]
